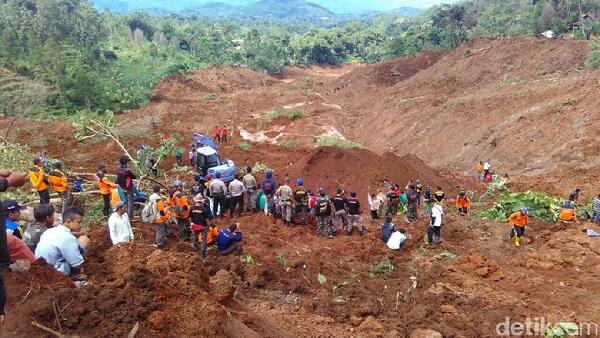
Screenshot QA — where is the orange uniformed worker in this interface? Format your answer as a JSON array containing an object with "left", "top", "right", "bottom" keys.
[
  {"left": 170, "top": 180, "right": 191, "bottom": 241},
  {"left": 455, "top": 191, "right": 471, "bottom": 216},
  {"left": 508, "top": 208, "right": 529, "bottom": 247},
  {"left": 29, "top": 158, "right": 50, "bottom": 205},
  {"left": 47, "top": 162, "right": 70, "bottom": 213},
  {"left": 95, "top": 162, "right": 118, "bottom": 216},
  {"left": 558, "top": 202, "right": 577, "bottom": 223},
  {"left": 476, "top": 161, "right": 484, "bottom": 182}
]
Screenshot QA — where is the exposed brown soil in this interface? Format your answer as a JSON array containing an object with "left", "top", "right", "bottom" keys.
[{"left": 1, "top": 36, "right": 600, "bottom": 337}]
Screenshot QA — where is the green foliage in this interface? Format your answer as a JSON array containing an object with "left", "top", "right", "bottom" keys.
[
  {"left": 252, "top": 162, "right": 270, "bottom": 173},
  {"left": 265, "top": 108, "right": 305, "bottom": 122},
  {"left": 82, "top": 198, "right": 105, "bottom": 231},
  {"left": 201, "top": 93, "right": 218, "bottom": 101},
  {"left": 545, "top": 322, "right": 579, "bottom": 338},
  {"left": 314, "top": 136, "right": 362, "bottom": 149},
  {"left": 275, "top": 254, "right": 286, "bottom": 267},
  {"left": 241, "top": 254, "right": 254, "bottom": 265},
  {"left": 370, "top": 259, "right": 394, "bottom": 278},
  {"left": 279, "top": 140, "right": 298, "bottom": 148},
  {"left": 480, "top": 174, "right": 508, "bottom": 200},
  {"left": 0, "top": 138, "right": 35, "bottom": 172},
  {"left": 478, "top": 191, "right": 564, "bottom": 222},
  {"left": 238, "top": 143, "right": 251, "bottom": 152},
  {"left": 586, "top": 40, "right": 600, "bottom": 69}
]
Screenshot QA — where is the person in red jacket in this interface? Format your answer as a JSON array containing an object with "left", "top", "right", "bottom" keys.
[
  {"left": 213, "top": 126, "right": 221, "bottom": 142},
  {"left": 220, "top": 126, "right": 229, "bottom": 142}
]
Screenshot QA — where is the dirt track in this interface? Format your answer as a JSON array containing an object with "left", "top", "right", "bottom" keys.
[{"left": 2, "top": 36, "right": 600, "bottom": 337}]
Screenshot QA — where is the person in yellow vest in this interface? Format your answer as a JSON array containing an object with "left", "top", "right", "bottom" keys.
[
  {"left": 170, "top": 181, "right": 191, "bottom": 241},
  {"left": 508, "top": 208, "right": 529, "bottom": 247},
  {"left": 95, "top": 163, "right": 118, "bottom": 217},
  {"left": 28, "top": 158, "right": 50, "bottom": 205},
  {"left": 47, "top": 162, "right": 70, "bottom": 213}
]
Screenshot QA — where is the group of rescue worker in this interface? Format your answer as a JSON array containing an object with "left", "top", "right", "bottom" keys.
[{"left": 28, "top": 158, "right": 71, "bottom": 213}]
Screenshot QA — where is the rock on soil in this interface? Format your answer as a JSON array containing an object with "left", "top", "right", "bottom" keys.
[{"left": 410, "top": 328, "right": 443, "bottom": 338}]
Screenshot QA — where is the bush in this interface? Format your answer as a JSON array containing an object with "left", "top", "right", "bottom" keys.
[
  {"left": 238, "top": 143, "right": 251, "bottom": 152},
  {"left": 279, "top": 140, "right": 298, "bottom": 148},
  {"left": 265, "top": 108, "right": 305, "bottom": 122},
  {"left": 314, "top": 136, "right": 362, "bottom": 149},
  {"left": 0, "top": 139, "right": 35, "bottom": 172},
  {"left": 478, "top": 191, "right": 563, "bottom": 222},
  {"left": 370, "top": 259, "right": 394, "bottom": 278},
  {"left": 585, "top": 41, "right": 600, "bottom": 69}
]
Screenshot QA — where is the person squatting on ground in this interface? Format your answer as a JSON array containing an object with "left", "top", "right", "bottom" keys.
[
  {"left": 346, "top": 192, "right": 364, "bottom": 236},
  {"left": 28, "top": 158, "right": 50, "bottom": 205},
  {"left": 427, "top": 201, "right": 443, "bottom": 245},
  {"left": 380, "top": 216, "right": 407, "bottom": 251},
  {"left": 115, "top": 155, "right": 136, "bottom": 219},
  {"left": 509, "top": 208, "right": 529, "bottom": 247},
  {"left": 190, "top": 194, "right": 213, "bottom": 257},
  {"left": 96, "top": 162, "right": 118, "bottom": 217},
  {"left": 228, "top": 175, "right": 246, "bottom": 218},
  {"left": 455, "top": 191, "right": 471, "bottom": 217},
  {"left": 35, "top": 207, "right": 91, "bottom": 279},
  {"left": 209, "top": 173, "right": 228, "bottom": 218},
  {"left": 171, "top": 181, "right": 191, "bottom": 240},
  {"left": 276, "top": 178, "right": 294, "bottom": 225},
  {"left": 315, "top": 189, "right": 334, "bottom": 239},
  {"left": 149, "top": 185, "right": 170, "bottom": 249},
  {"left": 216, "top": 223, "right": 243, "bottom": 256},
  {"left": 47, "top": 162, "right": 70, "bottom": 213},
  {"left": 331, "top": 189, "right": 349, "bottom": 232},
  {"left": 243, "top": 167, "right": 258, "bottom": 212},
  {"left": 108, "top": 202, "right": 134, "bottom": 246}
]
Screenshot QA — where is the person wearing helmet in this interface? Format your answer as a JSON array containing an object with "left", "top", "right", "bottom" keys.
[
  {"left": 315, "top": 188, "right": 334, "bottom": 239},
  {"left": 508, "top": 208, "right": 529, "bottom": 247},
  {"left": 455, "top": 190, "right": 471, "bottom": 217},
  {"left": 242, "top": 167, "right": 258, "bottom": 212},
  {"left": 276, "top": 177, "right": 294, "bottom": 225},
  {"left": 170, "top": 180, "right": 191, "bottom": 241},
  {"left": 293, "top": 178, "right": 308, "bottom": 214}
]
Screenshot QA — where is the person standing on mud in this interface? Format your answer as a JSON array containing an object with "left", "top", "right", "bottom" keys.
[
  {"left": 508, "top": 208, "right": 529, "bottom": 247},
  {"left": 316, "top": 188, "right": 334, "bottom": 239},
  {"left": 455, "top": 191, "right": 471, "bottom": 217},
  {"left": 149, "top": 185, "right": 170, "bottom": 249},
  {"left": 406, "top": 185, "right": 419, "bottom": 221},
  {"left": 220, "top": 126, "right": 229, "bottom": 142},
  {"left": 47, "top": 162, "right": 70, "bottom": 213},
  {"left": 427, "top": 201, "right": 443, "bottom": 245},
  {"left": 346, "top": 192, "right": 364, "bottom": 236},
  {"left": 331, "top": 189, "right": 349, "bottom": 233},
  {"left": 228, "top": 175, "right": 246, "bottom": 218},
  {"left": 434, "top": 186, "right": 445, "bottom": 204},
  {"left": 276, "top": 178, "right": 294, "bottom": 225},
  {"left": 190, "top": 194, "right": 213, "bottom": 256},
  {"left": 209, "top": 173, "right": 228, "bottom": 218},
  {"left": 385, "top": 187, "right": 399, "bottom": 216},
  {"left": 115, "top": 155, "right": 136, "bottom": 219},
  {"left": 415, "top": 179, "right": 423, "bottom": 206},
  {"left": 170, "top": 181, "right": 191, "bottom": 241},
  {"left": 423, "top": 186, "right": 433, "bottom": 217},
  {"left": 243, "top": 167, "right": 258, "bottom": 212},
  {"left": 96, "top": 163, "right": 117, "bottom": 217},
  {"left": 28, "top": 158, "right": 50, "bottom": 205},
  {"left": 293, "top": 178, "right": 309, "bottom": 214}
]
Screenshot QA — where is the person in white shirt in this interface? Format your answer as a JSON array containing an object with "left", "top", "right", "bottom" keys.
[
  {"left": 209, "top": 173, "right": 228, "bottom": 218},
  {"left": 368, "top": 193, "right": 382, "bottom": 219},
  {"left": 427, "top": 201, "right": 443, "bottom": 245},
  {"left": 228, "top": 175, "right": 246, "bottom": 218},
  {"left": 35, "top": 207, "right": 90, "bottom": 277},
  {"left": 483, "top": 160, "right": 491, "bottom": 176},
  {"left": 108, "top": 202, "right": 134, "bottom": 245}
]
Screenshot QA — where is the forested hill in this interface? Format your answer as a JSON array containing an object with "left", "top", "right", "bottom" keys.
[{"left": 2, "top": 0, "right": 600, "bottom": 118}]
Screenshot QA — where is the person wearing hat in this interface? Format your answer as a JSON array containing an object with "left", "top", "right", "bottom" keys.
[
  {"left": 108, "top": 202, "right": 134, "bottom": 246},
  {"left": 115, "top": 155, "right": 136, "bottom": 219},
  {"left": 3, "top": 200, "right": 26, "bottom": 240},
  {"left": 190, "top": 194, "right": 213, "bottom": 256},
  {"left": 455, "top": 191, "right": 471, "bottom": 217},
  {"left": 48, "top": 162, "right": 70, "bottom": 213},
  {"left": 315, "top": 188, "right": 334, "bottom": 239},
  {"left": 508, "top": 208, "right": 529, "bottom": 247},
  {"left": 28, "top": 158, "right": 50, "bottom": 205}
]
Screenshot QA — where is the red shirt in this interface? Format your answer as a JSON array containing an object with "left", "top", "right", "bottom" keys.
[
  {"left": 7, "top": 234, "right": 35, "bottom": 263},
  {"left": 214, "top": 128, "right": 221, "bottom": 136},
  {"left": 220, "top": 128, "right": 228, "bottom": 136}
]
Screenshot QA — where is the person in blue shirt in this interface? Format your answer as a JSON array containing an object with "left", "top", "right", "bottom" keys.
[
  {"left": 2, "top": 200, "right": 26, "bottom": 239},
  {"left": 216, "top": 223, "right": 243, "bottom": 256}
]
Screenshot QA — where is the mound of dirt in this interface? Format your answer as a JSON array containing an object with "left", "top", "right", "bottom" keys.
[{"left": 282, "top": 147, "right": 456, "bottom": 197}]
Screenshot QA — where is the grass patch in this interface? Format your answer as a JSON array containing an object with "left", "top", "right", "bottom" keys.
[
  {"left": 238, "top": 143, "right": 251, "bottom": 152},
  {"left": 201, "top": 93, "right": 218, "bottom": 101},
  {"left": 275, "top": 254, "right": 286, "bottom": 267},
  {"left": 241, "top": 254, "right": 255, "bottom": 265},
  {"left": 279, "top": 140, "right": 298, "bottom": 148},
  {"left": 265, "top": 108, "right": 305, "bottom": 122},
  {"left": 82, "top": 198, "right": 105, "bottom": 232},
  {"left": 370, "top": 259, "right": 394, "bottom": 278},
  {"left": 0, "top": 138, "right": 35, "bottom": 172},
  {"left": 314, "top": 136, "right": 361, "bottom": 149}
]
